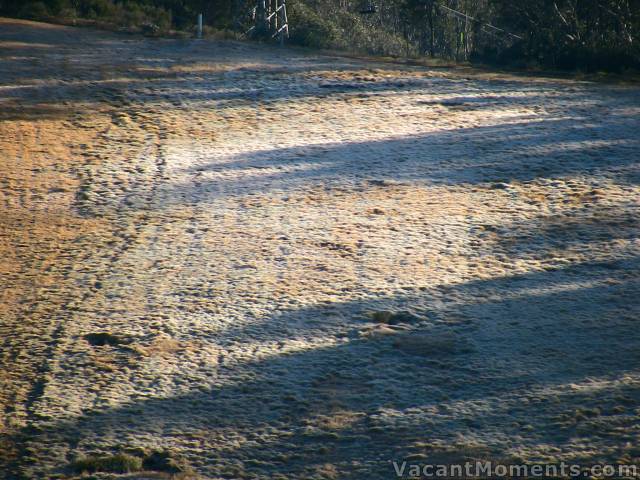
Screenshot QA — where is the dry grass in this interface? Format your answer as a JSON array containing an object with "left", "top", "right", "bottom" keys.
[{"left": 71, "top": 453, "right": 143, "bottom": 474}]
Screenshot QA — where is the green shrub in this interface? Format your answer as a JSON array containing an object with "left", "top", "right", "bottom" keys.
[
  {"left": 77, "top": 0, "right": 115, "bottom": 18},
  {"left": 47, "top": 0, "right": 73, "bottom": 15},
  {"left": 288, "top": 1, "right": 341, "bottom": 49},
  {"left": 18, "top": 1, "right": 50, "bottom": 19},
  {"left": 120, "top": 1, "right": 172, "bottom": 30},
  {"left": 286, "top": 0, "right": 407, "bottom": 55}
]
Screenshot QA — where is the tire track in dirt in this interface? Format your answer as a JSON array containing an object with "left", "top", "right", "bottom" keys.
[
  {"left": 0, "top": 119, "right": 105, "bottom": 477},
  {"left": 0, "top": 57, "right": 169, "bottom": 476}
]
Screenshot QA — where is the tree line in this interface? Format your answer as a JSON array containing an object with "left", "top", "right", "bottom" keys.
[{"left": 1, "top": 0, "right": 638, "bottom": 71}]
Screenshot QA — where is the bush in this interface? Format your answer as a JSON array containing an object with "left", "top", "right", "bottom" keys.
[
  {"left": 287, "top": 0, "right": 407, "bottom": 55},
  {"left": 19, "top": 0, "right": 170, "bottom": 31},
  {"left": 288, "top": 1, "right": 342, "bottom": 49},
  {"left": 44, "top": 0, "right": 73, "bottom": 15},
  {"left": 18, "top": 1, "right": 50, "bottom": 19},
  {"left": 76, "top": 0, "right": 115, "bottom": 18}
]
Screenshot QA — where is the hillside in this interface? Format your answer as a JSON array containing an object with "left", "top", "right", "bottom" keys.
[{"left": 1, "top": 17, "right": 639, "bottom": 479}]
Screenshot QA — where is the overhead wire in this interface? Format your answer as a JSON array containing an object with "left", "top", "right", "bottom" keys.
[{"left": 436, "top": 2, "right": 523, "bottom": 40}]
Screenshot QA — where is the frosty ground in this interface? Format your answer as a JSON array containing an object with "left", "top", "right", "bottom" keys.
[{"left": 0, "top": 17, "right": 639, "bottom": 479}]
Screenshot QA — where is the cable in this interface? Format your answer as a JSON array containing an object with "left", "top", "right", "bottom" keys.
[{"left": 436, "top": 2, "right": 523, "bottom": 40}]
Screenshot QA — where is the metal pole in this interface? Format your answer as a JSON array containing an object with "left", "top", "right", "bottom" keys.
[
  {"left": 258, "top": 0, "right": 267, "bottom": 36},
  {"left": 274, "top": 0, "right": 278, "bottom": 34},
  {"left": 197, "top": 13, "right": 203, "bottom": 38}
]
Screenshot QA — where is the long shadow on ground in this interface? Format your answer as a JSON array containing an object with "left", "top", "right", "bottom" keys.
[{"left": 23, "top": 256, "right": 640, "bottom": 478}]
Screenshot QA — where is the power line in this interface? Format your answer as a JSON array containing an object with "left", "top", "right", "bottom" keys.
[{"left": 436, "top": 2, "right": 523, "bottom": 40}]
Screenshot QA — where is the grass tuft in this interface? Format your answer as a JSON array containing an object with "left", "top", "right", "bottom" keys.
[
  {"left": 84, "top": 332, "right": 126, "bottom": 346},
  {"left": 143, "top": 449, "right": 191, "bottom": 473},
  {"left": 71, "top": 453, "right": 142, "bottom": 474}
]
